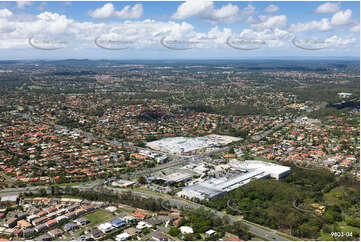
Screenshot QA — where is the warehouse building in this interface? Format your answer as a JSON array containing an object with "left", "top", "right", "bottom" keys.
[
  {"left": 177, "top": 160, "right": 290, "bottom": 200},
  {"left": 230, "top": 160, "right": 291, "bottom": 180},
  {"left": 150, "top": 172, "right": 193, "bottom": 185}
]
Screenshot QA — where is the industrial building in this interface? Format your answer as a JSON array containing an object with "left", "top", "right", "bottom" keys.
[
  {"left": 149, "top": 172, "right": 193, "bottom": 185},
  {"left": 177, "top": 160, "right": 290, "bottom": 200},
  {"left": 230, "top": 160, "right": 291, "bottom": 180}
]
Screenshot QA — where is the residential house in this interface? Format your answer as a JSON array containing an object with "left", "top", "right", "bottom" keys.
[
  {"left": 17, "top": 220, "right": 32, "bottom": 230},
  {"left": 110, "top": 218, "right": 126, "bottom": 228},
  {"left": 32, "top": 217, "right": 48, "bottom": 226},
  {"left": 123, "top": 227, "right": 140, "bottom": 236},
  {"left": 48, "top": 228, "right": 63, "bottom": 238},
  {"left": 90, "top": 228, "right": 104, "bottom": 239},
  {"left": 35, "top": 234, "right": 52, "bottom": 241},
  {"left": 132, "top": 212, "right": 147, "bottom": 220},
  {"left": 98, "top": 223, "right": 114, "bottom": 233},
  {"left": 4, "top": 218, "right": 17, "bottom": 228},
  {"left": 151, "top": 232, "right": 169, "bottom": 241},
  {"left": 136, "top": 221, "right": 152, "bottom": 230},
  {"left": 45, "top": 219, "right": 57, "bottom": 229},
  {"left": 55, "top": 215, "right": 67, "bottom": 223},
  {"left": 115, "top": 232, "right": 131, "bottom": 241},
  {"left": 180, "top": 226, "right": 193, "bottom": 234},
  {"left": 23, "top": 228, "right": 35, "bottom": 238},
  {"left": 122, "top": 215, "right": 136, "bottom": 223},
  {"left": 64, "top": 222, "right": 78, "bottom": 232},
  {"left": 34, "top": 224, "right": 47, "bottom": 233},
  {"left": 74, "top": 217, "right": 89, "bottom": 226}
]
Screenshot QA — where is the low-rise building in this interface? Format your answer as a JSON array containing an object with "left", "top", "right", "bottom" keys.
[
  {"left": 74, "top": 217, "right": 89, "bottom": 226},
  {"left": 48, "top": 228, "right": 63, "bottom": 238},
  {"left": 116, "top": 232, "right": 131, "bottom": 241},
  {"left": 64, "top": 222, "right": 78, "bottom": 232},
  {"left": 98, "top": 222, "right": 114, "bottom": 233}
]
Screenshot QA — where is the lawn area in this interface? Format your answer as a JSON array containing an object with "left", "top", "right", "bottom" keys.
[
  {"left": 318, "top": 231, "right": 333, "bottom": 241},
  {"left": 85, "top": 209, "right": 115, "bottom": 226},
  {"left": 323, "top": 186, "right": 345, "bottom": 205},
  {"left": 337, "top": 221, "right": 360, "bottom": 239}
]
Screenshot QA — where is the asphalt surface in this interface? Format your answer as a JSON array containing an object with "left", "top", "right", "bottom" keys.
[{"left": 108, "top": 187, "right": 291, "bottom": 241}]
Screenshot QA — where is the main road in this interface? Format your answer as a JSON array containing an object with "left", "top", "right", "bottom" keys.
[
  {"left": 108, "top": 187, "right": 293, "bottom": 241},
  {"left": 1, "top": 182, "right": 293, "bottom": 241}
]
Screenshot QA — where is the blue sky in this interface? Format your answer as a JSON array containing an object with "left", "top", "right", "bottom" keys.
[{"left": 0, "top": 1, "right": 359, "bottom": 59}]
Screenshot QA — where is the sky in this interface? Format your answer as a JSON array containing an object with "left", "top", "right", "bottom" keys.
[{"left": 0, "top": 0, "right": 359, "bottom": 60}]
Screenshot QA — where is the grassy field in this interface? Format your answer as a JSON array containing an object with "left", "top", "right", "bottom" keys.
[
  {"left": 85, "top": 209, "right": 115, "bottom": 226},
  {"left": 319, "top": 186, "right": 360, "bottom": 240},
  {"left": 323, "top": 186, "right": 345, "bottom": 205}
]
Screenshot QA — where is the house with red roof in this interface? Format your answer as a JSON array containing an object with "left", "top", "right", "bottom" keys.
[
  {"left": 132, "top": 212, "right": 147, "bottom": 220},
  {"left": 229, "top": 236, "right": 244, "bottom": 241}
]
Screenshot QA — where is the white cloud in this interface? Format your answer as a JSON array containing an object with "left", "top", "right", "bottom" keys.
[
  {"left": 264, "top": 5, "right": 280, "bottom": 13},
  {"left": 89, "top": 3, "right": 143, "bottom": 19},
  {"left": 0, "top": 8, "right": 13, "bottom": 18},
  {"left": 0, "top": 38, "right": 28, "bottom": 49},
  {"left": 236, "top": 28, "right": 292, "bottom": 48},
  {"left": 325, "top": 35, "right": 356, "bottom": 47},
  {"left": 36, "top": 12, "right": 74, "bottom": 35},
  {"left": 171, "top": 0, "right": 254, "bottom": 24},
  {"left": 89, "top": 3, "right": 115, "bottom": 18},
  {"left": 16, "top": 1, "right": 32, "bottom": 9},
  {"left": 349, "top": 24, "right": 360, "bottom": 32},
  {"left": 0, "top": 6, "right": 358, "bottom": 54},
  {"left": 315, "top": 2, "right": 340, "bottom": 14},
  {"left": 239, "top": 28, "right": 291, "bottom": 40},
  {"left": 172, "top": 0, "right": 213, "bottom": 20},
  {"left": 251, "top": 15, "right": 287, "bottom": 29},
  {"left": 114, "top": 4, "right": 143, "bottom": 19},
  {"left": 331, "top": 9, "right": 352, "bottom": 25},
  {"left": 0, "top": 18, "right": 15, "bottom": 33},
  {"left": 207, "top": 26, "right": 232, "bottom": 44},
  {"left": 289, "top": 18, "right": 332, "bottom": 32}
]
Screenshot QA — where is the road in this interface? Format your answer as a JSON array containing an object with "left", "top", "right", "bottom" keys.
[
  {"left": 1, "top": 182, "right": 293, "bottom": 241},
  {"left": 108, "top": 187, "right": 291, "bottom": 241},
  {"left": 0, "top": 180, "right": 103, "bottom": 196},
  {"left": 12, "top": 104, "right": 293, "bottom": 240}
]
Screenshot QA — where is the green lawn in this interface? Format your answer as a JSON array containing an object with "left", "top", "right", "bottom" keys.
[
  {"left": 85, "top": 209, "right": 115, "bottom": 225},
  {"left": 318, "top": 231, "right": 333, "bottom": 241},
  {"left": 323, "top": 186, "right": 344, "bottom": 205}
]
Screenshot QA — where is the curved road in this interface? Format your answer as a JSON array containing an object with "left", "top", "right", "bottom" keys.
[{"left": 108, "top": 187, "right": 292, "bottom": 241}]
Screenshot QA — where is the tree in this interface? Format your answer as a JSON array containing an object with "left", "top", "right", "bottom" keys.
[
  {"left": 168, "top": 227, "right": 181, "bottom": 237},
  {"left": 137, "top": 176, "right": 147, "bottom": 184},
  {"left": 228, "top": 147, "right": 235, "bottom": 154}
]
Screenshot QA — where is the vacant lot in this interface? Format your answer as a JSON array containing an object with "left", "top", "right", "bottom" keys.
[{"left": 86, "top": 209, "right": 115, "bottom": 225}]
